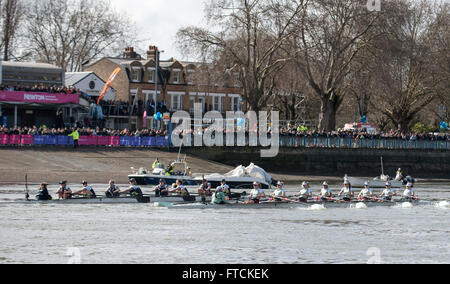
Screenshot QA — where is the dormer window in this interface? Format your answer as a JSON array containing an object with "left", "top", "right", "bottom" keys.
[
  {"left": 132, "top": 67, "right": 141, "bottom": 82},
  {"left": 148, "top": 67, "right": 156, "bottom": 83},
  {"left": 173, "top": 69, "right": 181, "bottom": 84}
]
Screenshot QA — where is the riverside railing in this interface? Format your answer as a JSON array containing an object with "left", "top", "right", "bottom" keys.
[{"left": 0, "top": 133, "right": 448, "bottom": 150}]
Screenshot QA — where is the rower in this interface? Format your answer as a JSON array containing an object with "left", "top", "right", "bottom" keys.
[
  {"left": 379, "top": 182, "right": 397, "bottom": 202},
  {"left": 36, "top": 182, "right": 52, "bottom": 201},
  {"left": 57, "top": 181, "right": 72, "bottom": 200},
  {"left": 72, "top": 181, "right": 97, "bottom": 199},
  {"left": 122, "top": 178, "right": 143, "bottom": 197},
  {"left": 271, "top": 181, "right": 287, "bottom": 201},
  {"left": 153, "top": 179, "right": 169, "bottom": 197},
  {"left": 402, "top": 183, "right": 417, "bottom": 202},
  {"left": 220, "top": 179, "right": 231, "bottom": 197},
  {"left": 211, "top": 186, "right": 229, "bottom": 205},
  {"left": 247, "top": 182, "right": 266, "bottom": 204},
  {"left": 105, "top": 180, "right": 121, "bottom": 198},
  {"left": 171, "top": 179, "right": 190, "bottom": 196},
  {"left": 338, "top": 181, "right": 354, "bottom": 202},
  {"left": 198, "top": 179, "right": 212, "bottom": 202},
  {"left": 358, "top": 182, "right": 374, "bottom": 201},
  {"left": 319, "top": 182, "right": 333, "bottom": 201},
  {"left": 298, "top": 181, "right": 312, "bottom": 203}
]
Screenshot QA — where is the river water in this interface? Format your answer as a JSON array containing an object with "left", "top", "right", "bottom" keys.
[{"left": 0, "top": 182, "right": 448, "bottom": 264}]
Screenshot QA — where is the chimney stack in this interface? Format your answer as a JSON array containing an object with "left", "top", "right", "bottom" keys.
[
  {"left": 123, "top": 46, "right": 139, "bottom": 59},
  {"left": 147, "top": 46, "right": 160, "bottom": 61}
]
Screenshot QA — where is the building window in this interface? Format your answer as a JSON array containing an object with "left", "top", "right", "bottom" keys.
[
  {"left": 230, "top": 96, "right": 241, "bottom": 111},
  {"left": 170, "top": 93, "right": 183, "bottom": 111},
  {"left": 234, "top": 72, "right": 241, "bottom": 88},
  {"left": 173, "top": 69, "right": 181, "bottom": 84},
  {"left": 211, "top": 95, "right": 224, "bottom": 112},
  {"left": 132, "top": 67, "right": 140, "bottom": 82},
  {"left": 148, "top": 68, "right": 156, "bottom": 83},
  {"left": 187, "top": 70, "right": 195, "bottom": 85}
]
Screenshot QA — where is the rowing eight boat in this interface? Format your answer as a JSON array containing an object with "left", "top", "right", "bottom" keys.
[{"left": 155, "top": 199, "right": 424, "bottom": 210}]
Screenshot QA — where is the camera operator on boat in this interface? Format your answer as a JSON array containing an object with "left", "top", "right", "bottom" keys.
[
  {"left": 122, "top": 178, "right": 143, "bottom": 197},
  {"left": 105, "top": 180, "right": 121, "bottom": 198},
  {"left": 166, "top": 163, "right": 175, "bottom": 176},
  {"left": 72, "top": 181, "right": 97, "bottom": 199},
  {"left": 36, "top": 182, "right": 52, "bottom": 201},
  {"left": 57, "top": 181, "right": 72, "bottom": 200},
  {"left": 338, "top": 181, "right": 354, "bottom": 202}
]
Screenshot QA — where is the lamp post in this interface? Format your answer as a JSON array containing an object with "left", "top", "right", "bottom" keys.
[{"left": 154, "top": 48, "right": 164, "bottom": 129}]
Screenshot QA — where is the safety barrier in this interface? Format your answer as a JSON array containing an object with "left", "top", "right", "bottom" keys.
[{"left": 0, "top": 134, "right": 169, "bottom": 148}]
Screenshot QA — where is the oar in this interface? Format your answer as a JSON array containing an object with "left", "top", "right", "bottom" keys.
[{"left": 25, "top": 172, "right": 30, "bottom": 201}]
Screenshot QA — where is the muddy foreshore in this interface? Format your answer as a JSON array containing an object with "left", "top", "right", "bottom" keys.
[{"left": 0, "top": 147, "right": 344, "bottom": 186}]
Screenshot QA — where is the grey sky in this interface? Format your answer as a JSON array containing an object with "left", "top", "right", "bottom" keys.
[{"left": 110, "top": 0, "right": 207, "bottom": 61}]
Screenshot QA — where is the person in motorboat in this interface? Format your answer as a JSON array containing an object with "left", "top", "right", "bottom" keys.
[
  {"left": 395, "top": 168, "right": 404, "bottom": 181},
  {"left": 211, "top": 186, "right": 229, "bottom": 205},
  {"left": 153, "top": 179, "right": 169, "bottom": 197},
  {"left": 297, "top": 181, "right": 312, "bottom": 203},
  {"left": 122, "top": 178, "right": 143, "bottom": 197},
  {"left": 36, "top": 182, "right": 52, "bottom": 201},
  {"left": 72, "top": 181, "right": 97, "bottom": 199},
  {"left": 402, "top": 183, "right": 417, "bottom": 202},
  {"left": 57, "top": 181, "right": 72, "bottom": 200},
  {"left": 338, "top": 181, "right": 354, "bottom": 202},
  {"left": 105, "top": 180, "right": 121, "bottom": 198},
  {"left": 358, "top": 182, "right": 374, "bottom": 201},
  {"left": 271, "top": 181, "right": 287, "bottom": 201},
  {"left": 379, "top": 182, "right": 397, "bottom": 202},
  {"left": 246, "top": 182, "right": 266, "bottom": 204},
  {"left": 166, "top": 163, "right": 175, "bottom": 176},
  {"left": 319, "top": 182, "right": 333, "bottom": 201},
  {"left": 153, "top": 158, "right": 164, "bottom": 170},
  {"left": 170, "top": 180, "right": 190, "bottom": 196}
]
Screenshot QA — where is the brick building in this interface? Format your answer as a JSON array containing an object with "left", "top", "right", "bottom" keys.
[{"left": 84, "top": 46, "right": 244, "bottom": 130}]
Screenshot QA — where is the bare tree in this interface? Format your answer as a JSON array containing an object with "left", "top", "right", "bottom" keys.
[
  {"left": 291, "top": 0, "right": 380, "bottom": 132},
  {"left": 177, "top": 0, "right": 305, "bottom": 112},
  {"left": 24, "top": 0, "right": 135, "bottom": 71},
  {"left": 0, "top": 0, "right": 25, "bottom": 60},
  {"left": 370, "top": 0, "right": 443, "bottom": 133}
]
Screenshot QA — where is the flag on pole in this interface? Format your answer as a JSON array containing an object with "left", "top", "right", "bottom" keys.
[{"left": 97, "top": 67, "right": 121, "bottom": 104}]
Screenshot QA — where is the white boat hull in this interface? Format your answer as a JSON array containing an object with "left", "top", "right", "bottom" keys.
[{"left": 346, "top": 177, "right": 404, "bottom": 188}]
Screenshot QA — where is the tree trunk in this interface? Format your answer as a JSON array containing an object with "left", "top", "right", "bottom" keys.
[{"left": 318, "top": 98, "right": 337, "bottom": 132}]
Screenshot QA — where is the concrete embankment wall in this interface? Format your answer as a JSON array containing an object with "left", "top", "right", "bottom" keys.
[{"left": 181, "top": 147, "right": 450, "bottom": 179}]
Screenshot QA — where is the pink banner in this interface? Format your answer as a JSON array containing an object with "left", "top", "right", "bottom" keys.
[
  {"left": 97, "top": 136, "right": 109, "bottom": 146},
  {"left": 110, "top": 136, "right": 120, "bottom": 146},
  {"left": 0, "top": 134, "right": 8, "bottom": 145},
  {"left": 9, "top": 134, "right": 20, "bottom": 144},
  {"left": 0, "top": 91, "right": 79, "bottom": 104}
]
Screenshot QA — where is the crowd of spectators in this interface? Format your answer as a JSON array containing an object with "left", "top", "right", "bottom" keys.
[
  {"left": 279, "top": 126, "right": 450, "bottom": 141},
  {"left": 0, "top": 84, "right": 81, "bottom": 94},
  {"left": 0, "top": 126, "right": 168, "bottom": 137}
]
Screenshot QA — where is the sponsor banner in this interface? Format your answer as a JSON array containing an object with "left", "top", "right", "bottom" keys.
[{"left": 0, "top": 91, "right": 79, "bottom": 104}]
